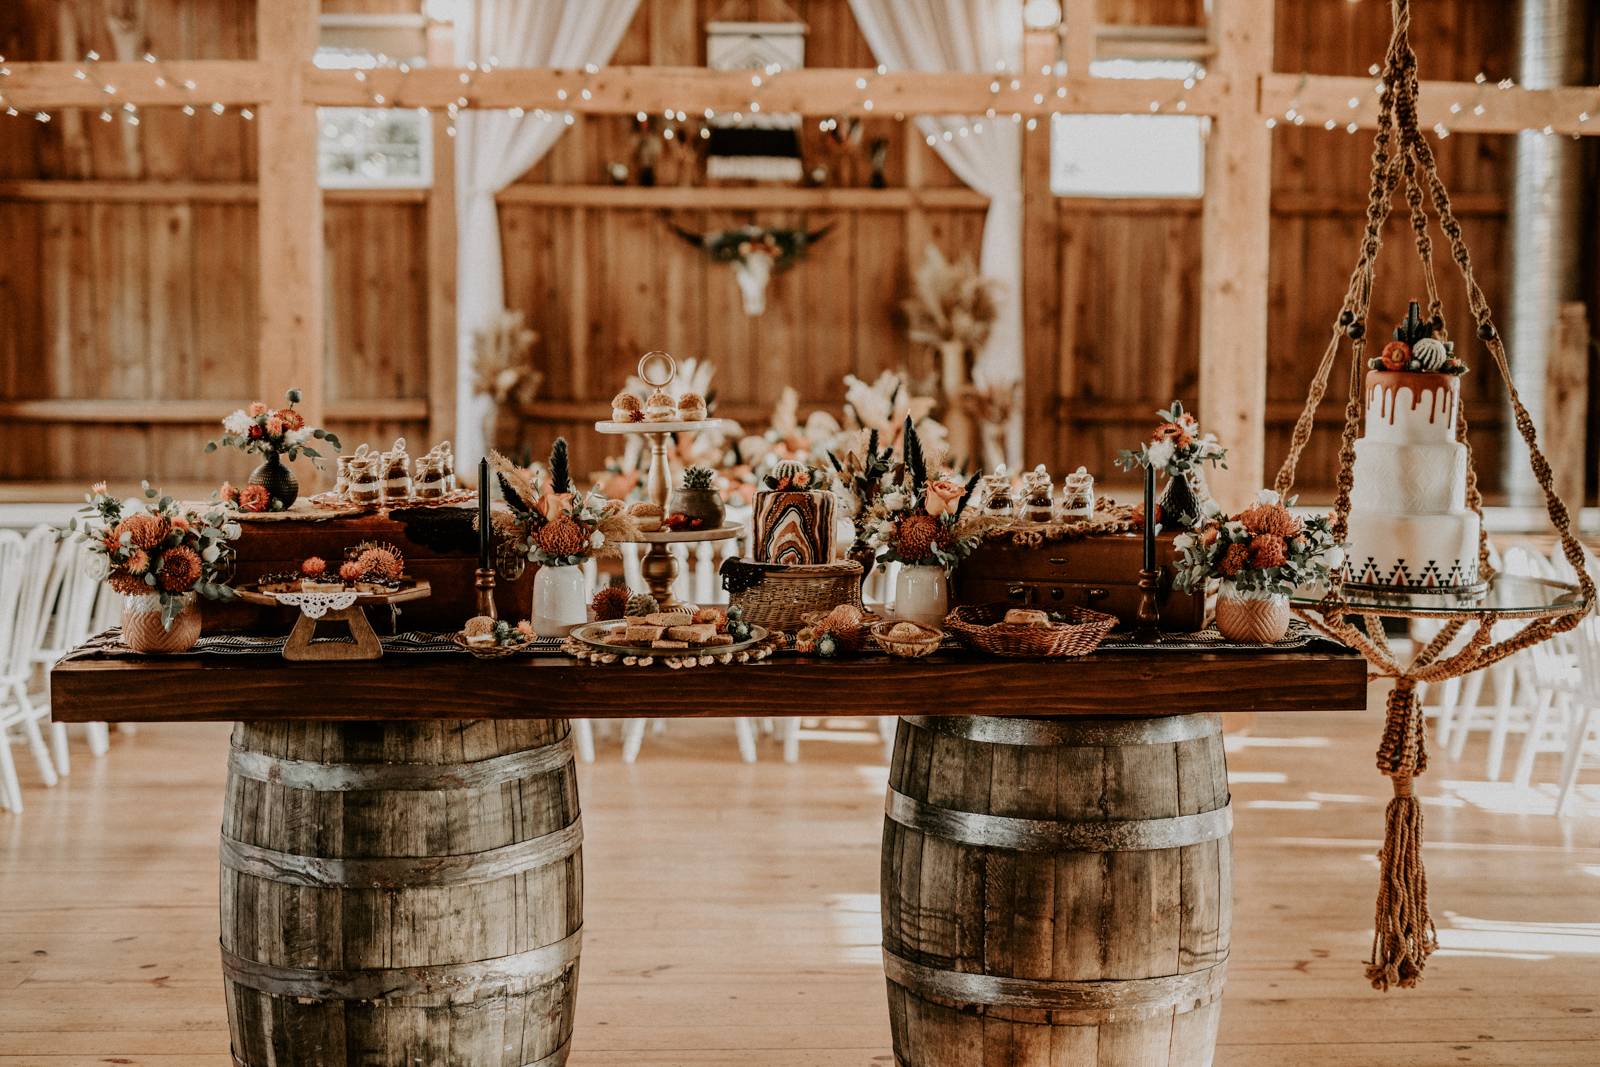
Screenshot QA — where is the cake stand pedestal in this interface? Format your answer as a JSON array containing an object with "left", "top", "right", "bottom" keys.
[{"left": 596, "top": 418, "right": 742, "bottom": 608}]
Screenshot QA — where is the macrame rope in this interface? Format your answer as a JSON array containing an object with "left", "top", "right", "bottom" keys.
[{"left": 1272, "top": 0, "right": 1592, "bottom": 991}]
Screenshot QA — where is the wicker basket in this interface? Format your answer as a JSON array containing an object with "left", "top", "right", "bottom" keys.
[
  {"left": 869, "top": 620, "right": 944, "bottom": 658},
  {"left": 724, "top": 559, "right": 863, "bottom": 633},
  {"left": 944, "top": 603, "right": 1117, "bottom": 658}
]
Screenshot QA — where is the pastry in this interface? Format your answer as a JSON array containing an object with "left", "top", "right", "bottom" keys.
[
  {"left": 625, "top": 624, "right": 666, "bottom": 643},
  {"left": 888, "top": 621, "right": 935, "bottom": 641},
  {"left": 300, "top": 579, "right": 344, "bottom": 593},
  {"left": 463, "top": 616, "right": 496, "bottom": 638},
  {"left": 627, "top": 501, "right": 664, "bottom": 533},
  {"left": 644, "top": 390, "right": 676, "bottom": 422},
  {"left": 466, "top": 633, "right": 495, "bottom": 647},
  {"left": 257, "top": 572, "right": 301, "bottom": 594},
  {"left": 703, "top": 633, "right": 735, "bottom": 647},
  {"left": 666, "top": 623, "right": 717, "bottom": 644},
  {"left": 676, "top": 392, "right": 707, "bottom": 422},
  {"left": 651, "top": 639, "right": 689, "bottom": 649},
  {"left": 1003, "top": 608, "right": 1052, "bottom": 628},
  {"left": 611, "top": 392, "right": 644, "bottom": 423},
  {"left": 645, "top": 611, "right": 693, "bottom": 628}
]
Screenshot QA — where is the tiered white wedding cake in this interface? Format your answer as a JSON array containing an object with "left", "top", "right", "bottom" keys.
[{"left": 1346, "top": 303, "right": 1483, "bottom": 593}]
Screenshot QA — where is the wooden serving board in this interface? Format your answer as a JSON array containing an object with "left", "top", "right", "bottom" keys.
[{"left": 568, "top": 621, "right": 768, "bottom": 659}]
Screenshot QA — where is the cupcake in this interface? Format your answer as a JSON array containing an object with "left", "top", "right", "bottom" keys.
[
  {"left": 627, "top": 501, "right": 664, "bottom": 532},
  {"left": 676, "top": 392, "right": 707, "bottom": 422},
  {"left": 612, "top": 392, "right": 644, "bottom": 423},
  {"left": 644, "top": 391, "right": 676, "bottom": 423}
]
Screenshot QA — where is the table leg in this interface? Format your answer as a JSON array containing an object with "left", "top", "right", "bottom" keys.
[
  {"left": 880, "top": 713, "right": 1231, "bottom": 1066},
  {"left": 219, "top": 719, "right": 584, "bottom": 1066}
]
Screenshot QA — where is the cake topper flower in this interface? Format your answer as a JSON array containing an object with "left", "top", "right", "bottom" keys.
[{"left": 1368, "top": 301, "right": 1466, "bottom": 375}]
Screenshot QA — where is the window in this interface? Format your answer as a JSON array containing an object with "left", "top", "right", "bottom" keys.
[
  {"left": 1049, "top": 60, "right": 1207, "bottom": 199},
  {"left": 314, "top": 43, "right": 432, "bottom": 189}
]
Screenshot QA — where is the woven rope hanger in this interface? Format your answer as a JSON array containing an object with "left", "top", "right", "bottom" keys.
[{"left": 1273, "top": 0, "right": 1594, "bottom": 991}]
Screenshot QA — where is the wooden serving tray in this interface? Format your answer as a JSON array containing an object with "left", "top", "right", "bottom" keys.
[{"left": 567, "top": 620, "right": 768, "bottom": 659}]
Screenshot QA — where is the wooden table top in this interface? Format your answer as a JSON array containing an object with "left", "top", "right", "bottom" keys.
[{"left": 50, "top": 639, "right": 1369, "bottom": 723}]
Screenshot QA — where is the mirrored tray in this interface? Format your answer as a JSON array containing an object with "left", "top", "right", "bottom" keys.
[
  {"left": 1291, "top": 574, "right": 1586, "bottom": 620},
  {"left": 567, "top": 620, "right": 769, "bottom": 659}
]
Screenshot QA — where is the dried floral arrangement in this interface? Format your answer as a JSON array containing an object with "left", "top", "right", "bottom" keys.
[
  {"left": 65, "top": 483, "right": 240, "bottom": 628},
  {"left": 472, "top": 309, "right": 543, "bottom": 405},
  {"left": 491, "top": 439, "right": 639, "bottom": 567},
  {"left": 1172, "top": 491, "right": 1345, "bottom": 600},
  {"left": 856, "top": 418, "right": 985, "bottom": 572},
  {"left": 901, "top": 244, "right": 1001, "bottom": 354},
  {"left": 206, "top": 388, "right": 340, "bottom": 464}
]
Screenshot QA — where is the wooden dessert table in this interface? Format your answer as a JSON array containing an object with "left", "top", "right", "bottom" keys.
[{"left": 52, "top": 642, "right": 1368, "bottom": 1067}]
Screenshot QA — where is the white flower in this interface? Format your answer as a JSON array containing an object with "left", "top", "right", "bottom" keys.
[
  {"left": 1200, "top": 497, "right": 1224, "bottom": 518},
  {"left": 1146, "top": 440, "right": 1176, "bottom": 471},
  {"left": 1224, "top": 521, "right": 1247, "bottom": 540},
  {"left": 1324, "top": 546, "right": 1345, "bottom": 570},
  {"left": 284, "top": 428, "right": 309, "bottom": 448},
  {"left": 590, "top": 531, "right": 604, "bottom": 549},
  {"left": 222, "top": 410, "right": 251, "bottom": 435},
  {"left": 882, "top": 490, "right": 908, "bottom": 512},
  {"left": 1255, "top": 488, "right": 1281, "bottom": 506}
]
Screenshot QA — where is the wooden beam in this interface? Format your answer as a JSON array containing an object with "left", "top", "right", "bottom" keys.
[
  {"left": 1261, "top": 73, "right": 1600, "bottom": 137},
  {"left": 303, "top": 65, "right": 1227, "bottom": 116},
  {"left": 256, "top": 1, "right": 325, "bottom": 440},
  {"left": 0, "top": 399, "right": 428, "bottom": 423},
  {"left": 1063, "top": 0, "right": 1096, "bottom": 80},
  {"left": 0, "top": 180, "right": 423, "bottom": 203},
  {"left": 493, "top": 185, "right": 989, "bottom": 209},
  {"left": 1198, "top": 0, "right": 1274, "bottom": 512},
  {"left": 1547, "top": 303, "right": 1591, "bottom": 516},
  {"left": 425, "top": 22, "right": 457, "bottom": 451},
  {"left": 0, "top": 60, "right": 268, "bottom": 109}
]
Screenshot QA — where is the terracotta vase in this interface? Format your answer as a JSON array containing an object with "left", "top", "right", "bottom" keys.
[
  {"left": 666, "top": 487, "right": 725, "bottom": 531},
  {"left": 121, "top": 592, "right": 201, "bottom": 653},
  {"left": 1214, "top": 591, "right": 1290, "bottom": 644},
  {"left": 249, "top": 451, "right": 298, "bottom": 509}
]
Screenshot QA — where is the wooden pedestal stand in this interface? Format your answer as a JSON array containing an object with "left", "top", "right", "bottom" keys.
[
  {"left": 595, "top": 419, "right": 742, "bottom": 608},
  {"left": 236, "top": 580, "right": 432, "bottom": 661}
]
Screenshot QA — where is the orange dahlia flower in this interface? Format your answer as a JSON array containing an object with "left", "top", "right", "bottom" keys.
[
  {"left": 1249, "top": 533, "right": 1288, "bottom": 569},
  {"left": 1217, "top": 543, "right": 1251, "bottom": 578},
  {"left": 158, "top": 546, "right": 202, "bottom": 592}
]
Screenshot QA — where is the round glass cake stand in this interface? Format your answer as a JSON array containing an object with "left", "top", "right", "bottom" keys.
[
  {"left": 596, "top": 419, "right": 742, "bottom": 607},
  {"left": 1291, "top": 574, "right": 1587, "bottom": 621}
]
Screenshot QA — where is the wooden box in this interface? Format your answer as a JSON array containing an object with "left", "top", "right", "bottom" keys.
[
  {"left": 203, "top": 507, "right": 534, "bottom": 633},
  {"left": 952, "top": 533, "right": 1206, "bottom": 632}
]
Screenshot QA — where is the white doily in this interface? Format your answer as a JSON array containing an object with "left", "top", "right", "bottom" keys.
[{"left": 272, "top": 590, "right": 360, "bottom": 618}]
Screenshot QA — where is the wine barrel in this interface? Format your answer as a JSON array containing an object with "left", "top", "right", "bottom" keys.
[
  {"left": 881, "top": 714, "right": 1231, "bottom": 1067},
  {"left": 220, "top": 720, "right": 583, "bottom": 1067}
]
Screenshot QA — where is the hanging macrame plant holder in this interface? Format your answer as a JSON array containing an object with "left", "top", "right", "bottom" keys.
[{"left": 1274, "top": 0, "right": 1592, "bottom": 992}]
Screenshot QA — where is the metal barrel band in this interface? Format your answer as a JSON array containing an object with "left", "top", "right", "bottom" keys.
[
  {"left": 227, "top": 736, "right": 575, "bottom": 792},
  {"left": 220, "top": 817, "right": 583, "bottom": 888},
  {"left": 883, "top": 949, "right": 1228, "bottom": 1017},
  {"left": 221, "top": 927, "right": 582, "bottom": 1001},
  {"left": 885, "top": 790, "right": 1231, "bottom": 853},
  {"left": 236, "top": 1044, "right": 569, "bottom": 1067},
  {"left": 902, "top": 713, "right": 1221, "bottom": 748}
]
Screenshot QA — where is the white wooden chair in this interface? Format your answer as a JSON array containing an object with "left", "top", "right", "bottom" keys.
[
  {"left": 0, "top": 528, "right": 64, "bottom": 811},
  {"left": 1501, "top": 545, "right": 1582, "bottom": 792},
  {"left": 30, "top": 537, "right": 112, "bottom": 771}
]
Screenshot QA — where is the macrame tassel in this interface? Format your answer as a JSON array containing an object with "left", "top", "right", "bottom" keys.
[{"left": 1367, "top": 678, "right": 1436, "bottom": 990}]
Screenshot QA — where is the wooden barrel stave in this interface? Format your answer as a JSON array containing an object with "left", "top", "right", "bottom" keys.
[
  {"left": 882, "top": 714, "right": 1231, "bottom": 1067},
  {"left": 222, "top": 719, "right": 581, "bottom": 1067}
]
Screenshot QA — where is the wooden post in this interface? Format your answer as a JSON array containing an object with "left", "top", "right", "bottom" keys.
[
  {"left": 1062, "top": 0, "right": 1096, "bottom": 80},
  {"left": 426, "top": 21, "right": 458, "bottom": 448},
  {"left": 256, "top": 1, "right": 324, "bottom": 433},
  {"left": 1546, "top": 302, "right": 1590, "bottom": 521},
  {"left": 1021, "top": 29, "right": 1057, "bottom": 474},
  {"left": 1198, "top": 0, "right": 1273, "bottom": 512}
]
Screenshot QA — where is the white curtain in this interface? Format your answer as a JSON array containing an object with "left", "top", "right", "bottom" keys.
[
  {"left": 454, "top": 0, "right": 641, "bottom": 471},
  {"left": 846, "top": 0, "right": 1025, "bottom": 462}
]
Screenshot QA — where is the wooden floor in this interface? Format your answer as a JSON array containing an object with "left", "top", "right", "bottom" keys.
[{"left": 2, "top": 705, "right": 1599, "bottom": 1066}]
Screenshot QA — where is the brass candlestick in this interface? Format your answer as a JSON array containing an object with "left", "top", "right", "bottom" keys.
[
  {"left": 474, "top": 567, "right": 498, "bottom": 621},
  {"left": 1134, "top": 567, "right": 1162, "bottom": 644}
]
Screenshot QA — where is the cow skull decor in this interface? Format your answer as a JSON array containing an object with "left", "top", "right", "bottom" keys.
[{"left": 670, "top": 222, "right": 833, "bottom": 316}]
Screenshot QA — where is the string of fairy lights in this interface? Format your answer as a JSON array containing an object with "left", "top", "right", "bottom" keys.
[{"left": 1, "top": 49, "right": 1596, "bottom": 144}]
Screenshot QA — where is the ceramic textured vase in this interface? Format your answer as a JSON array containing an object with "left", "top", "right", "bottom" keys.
[
  {"left": 894, "top": 564, "right": 949, "bottom": 629},
  {"left": 532, "top": 564, "right": 588, "bottom": 638},
  {"left": 1214, "top": 590, "right": 1290, "bottom": 644},
  {"left": 121, "top": 592, "right": 201, "bottom": 653},
  {"left": 1159, "top": 470, "right": 1214, "bottom": 530},
  {"left": 666, "top": 487, "right": 725, "bottom": 531},
  {"left": 249, "top": 451, "right": 298, "bottom": 509}
]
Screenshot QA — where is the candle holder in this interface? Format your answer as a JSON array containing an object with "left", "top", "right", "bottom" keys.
[
  {"left": 474, "top": 567, "right": 498, "bottom": 621},
  {"left": 1134, "top": 567, "right": 1162, "bottom": 643}
]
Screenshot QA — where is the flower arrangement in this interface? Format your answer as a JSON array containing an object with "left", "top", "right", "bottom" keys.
[
  {"left": 65, "top": 482, "right": 240, "bottom": 628},
  {"left": 206, "top": 388, "right": 340, "bottom": 463},
  {"left": 491, "top": 439, "right": 638, "bottom": 567},
  {"left": 857, "top": 418, "right": 984, "bottom": 572},
  {"left": 763, "top": 459, "right": 825, "bottom": 493},
  {"left": 216, "top": 482, "right": 273, "bottom": 513},
  {"left": 1114, "top": 400, "right": 1227, "bottom": 479},
  {"left": 1371, "top": 300, "right": 1466, "bottom": 375},
  {"left": 1172, "top": 490, "right": 1345, "bottom": 599},
  {"left": 901, "top": 244, "right": 1001, "bottom": 355}
]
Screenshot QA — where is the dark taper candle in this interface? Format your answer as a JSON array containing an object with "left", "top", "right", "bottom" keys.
[
  {"left": 478, "top": 456, "right": 492, "bottom": 570},
  {"left": 1143, "top": 462, "right": 1156, "bottom": 571}
]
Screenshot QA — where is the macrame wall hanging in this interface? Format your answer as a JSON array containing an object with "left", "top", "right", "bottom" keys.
[{"left": 1274, "top": 0, "right": 1593, "bottom": 991}]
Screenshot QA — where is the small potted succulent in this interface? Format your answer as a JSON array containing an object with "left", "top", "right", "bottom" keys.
[{"left": 667, "top": 465, "right": 725, "bottom": 531}]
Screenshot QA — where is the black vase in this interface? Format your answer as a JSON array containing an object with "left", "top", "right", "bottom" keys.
[
  {"left": 1159, "top": 472, "right": 1204, "bottom": 530},
  {"left": 249, "top": 451, "right": 298, "bottom": 509}
]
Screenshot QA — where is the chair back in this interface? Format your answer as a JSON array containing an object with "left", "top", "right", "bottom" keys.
[{"left": 1, "top": 527, "right": 57, "bottom": 682}]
